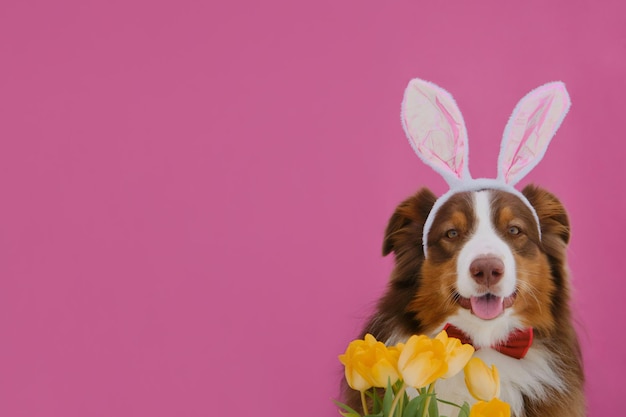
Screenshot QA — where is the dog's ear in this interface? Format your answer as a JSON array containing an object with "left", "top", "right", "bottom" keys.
[
  {"left": 522, "top": 184, "right": 570, "bottom": 249},
  {"left": 383, "top": 188, "right": 437, "bottom": 256}
]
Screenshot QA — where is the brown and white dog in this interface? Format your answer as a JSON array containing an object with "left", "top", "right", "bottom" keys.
[
  {"left": 342, "top": 185, "right": 585, "bottom": 416},
  {"left": 342, "top": 80, "right": 585, "bottom": 416}
]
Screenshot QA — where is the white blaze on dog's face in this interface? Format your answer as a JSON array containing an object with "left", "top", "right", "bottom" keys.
[{"left": 456, "top": 191, "right": 517, "bottom": 320}]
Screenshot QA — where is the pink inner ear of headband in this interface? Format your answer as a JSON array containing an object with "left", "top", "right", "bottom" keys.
[{"left": 400, "top": 78, "right": 571, "bottom": 257}]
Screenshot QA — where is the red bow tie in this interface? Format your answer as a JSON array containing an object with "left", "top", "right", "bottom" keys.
[{"left": 443, "top": 323, "right": 534, "bottom": 360}]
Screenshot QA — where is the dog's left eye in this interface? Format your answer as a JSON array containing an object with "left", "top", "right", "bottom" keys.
[
  {"left": 446, "top": 229, "right": 459, "bottom": 239},
  {"left": 508, "top": 226, "right": 521, "bottom": 235}
]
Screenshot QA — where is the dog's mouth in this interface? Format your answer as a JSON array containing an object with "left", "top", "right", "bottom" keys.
[{"left": 456, "top": 293, "right": 517, "bottom": 320}]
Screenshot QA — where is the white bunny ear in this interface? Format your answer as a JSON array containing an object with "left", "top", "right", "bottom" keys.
[
  {"left": 401, "top": 78, "right": 471, "bottom": 187},
  {"left": 498, "top": 82, "right": 571, "bottom": 185}
]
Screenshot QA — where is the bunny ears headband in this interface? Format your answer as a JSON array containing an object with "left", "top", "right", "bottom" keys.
[{"left": 400, "top": 78, "right": 571, "bottom": 257}]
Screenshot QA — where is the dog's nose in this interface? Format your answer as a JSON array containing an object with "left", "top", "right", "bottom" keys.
[{"left": 470, "top": 256, "right": 504, "bottom": 287}]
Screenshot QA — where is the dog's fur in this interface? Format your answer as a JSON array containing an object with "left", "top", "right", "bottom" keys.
[{"left": 342, "top": 185, "right": 585, "bottom": 417}]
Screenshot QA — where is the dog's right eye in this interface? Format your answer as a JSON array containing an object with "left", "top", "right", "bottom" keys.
[
  {"left": 446, "top": 229, "right": 459, "bottom": 239},
  {"left": 508, "top": 226, "right": 521, "bottom": 235}
]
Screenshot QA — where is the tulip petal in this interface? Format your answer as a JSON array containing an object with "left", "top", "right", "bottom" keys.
[
  {"left": 469, "top": 398, "right": 511, "bottom": 417},
  {"left": 347, "top": 366, "right": 371, "bottom": 391},
  {"left": 400, "top": 350, "right": 447, "bottom": 389},
  {"left": 442, "top": 343, "right": 475, "bottom": 378},
  {"left": 464, "top": 358, "right": 500, "bottom": 401},
  {"left": 371, "top": 358, "right": 400, "bottom": 387}
]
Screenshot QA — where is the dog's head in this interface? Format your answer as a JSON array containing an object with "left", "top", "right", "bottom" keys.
[{"left": 382, "top": 184, "right": 570, "bottom": 347}]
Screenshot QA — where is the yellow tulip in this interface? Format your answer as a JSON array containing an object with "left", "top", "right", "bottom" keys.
[
  {"left": 370, "top": 344, "right": 401, "bottom": 388},
  {"left": 435, "top": 330, "right": 475, "bottom": 378},
  {"left": 464, "top": 357, "right": 501, "bottom": 401},
  {"left": 469, "top": 398, "right": 511, "bottom": 417},
  {"left": 397, "top": 334, "right": 447, "bottom": 389},
  {"left": 338, "top": 334, "right": 401, "bottom": 391}
]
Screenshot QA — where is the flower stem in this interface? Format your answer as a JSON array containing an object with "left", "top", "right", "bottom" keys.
[
  {"left": 361, "top": 390, "right": 369, "bottom": 416},
  {"left": 420, "top": 383, "right": 435, "bottom": 417},
  {"left": 388, "top": 382, "right": 406, "bottom": 417},
  {"left": 436, "top": 398, "right": 462, "bottom": 408}
]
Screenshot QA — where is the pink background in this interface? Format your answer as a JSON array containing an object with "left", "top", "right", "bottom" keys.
[{"left": 0, "top": 0, "right": 623, "bottom": 415}]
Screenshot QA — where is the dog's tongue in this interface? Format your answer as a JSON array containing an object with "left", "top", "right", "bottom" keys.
[{"left": 470, "top": 295, "right": 504, "bottom": 320}]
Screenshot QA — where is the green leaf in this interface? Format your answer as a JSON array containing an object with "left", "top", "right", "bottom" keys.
[
  {"left": 402, "top": 395, "right": 427, "bottom": 417},
  {"left": 382, "top": 380, "right": 394, "bottom": 416},
  {"left": 393, "top": 379, "right": 404, "bottom": 392},
  {"left": 333, "top": 399, "right": 362, "bottom": 417},
  {"left": 457, "top": 402, "right": 470, "bottom": 417},
  {"left": 428, "top": 394, "right": 439, "bottom": 417}
]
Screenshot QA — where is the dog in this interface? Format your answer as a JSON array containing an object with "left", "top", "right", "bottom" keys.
[{"left": 341, "top": 79, "right": 585, "bottom": 417}]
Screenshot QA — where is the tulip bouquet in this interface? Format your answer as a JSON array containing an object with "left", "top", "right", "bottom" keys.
[{"left": 336, "top": 331, "right": 511, "bottom": 417}]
